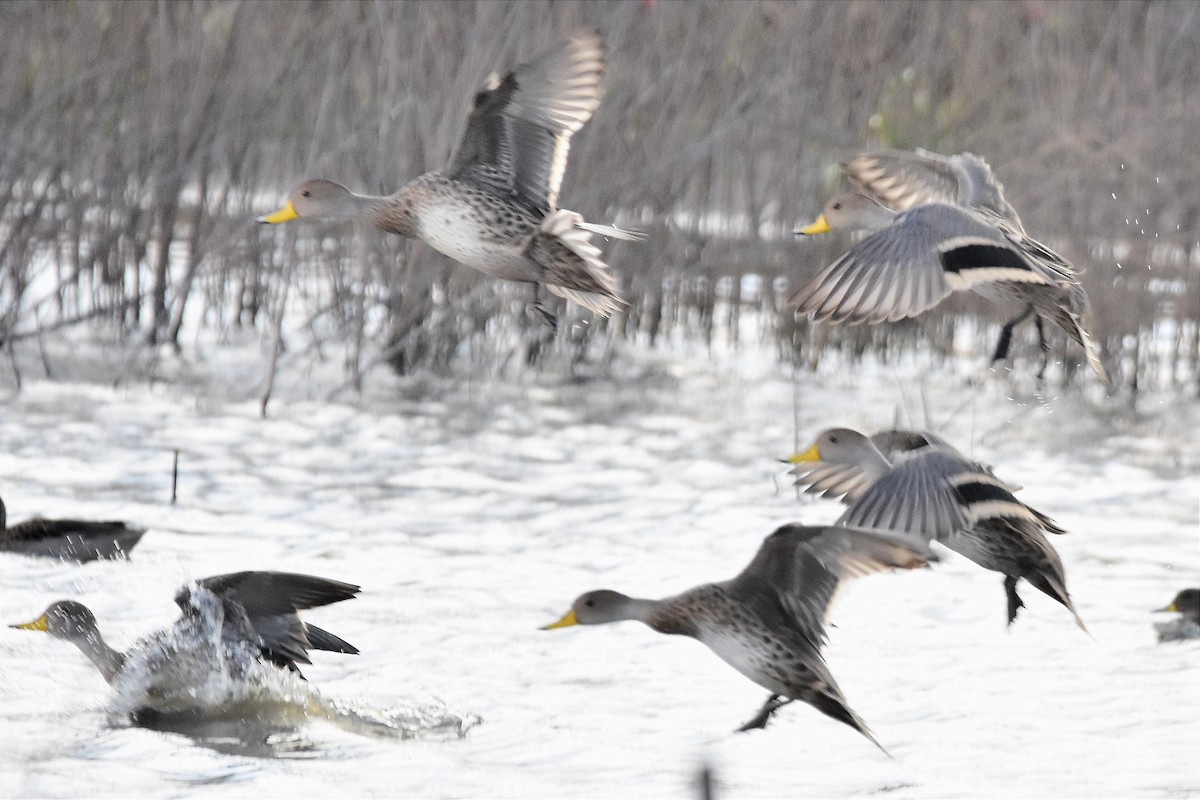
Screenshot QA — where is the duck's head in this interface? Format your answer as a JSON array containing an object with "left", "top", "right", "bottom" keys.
[
  {"left": 1156, "top": 589, "right": 1200, "bottom": 620},
  {"left": 542, "top": 590, "right": 637, "bottom": 629},
  {"left": 257, "top": 180, "right": 360, "bottom": 224},
  {"left": 786, "top": 427, "right": 876, "bottom": 467},
  {"left": 794, "top": 192, "right": 894, "bottom": 236},
  {"left": 10, "top": 600, "right": 101, "bottom": 644}
]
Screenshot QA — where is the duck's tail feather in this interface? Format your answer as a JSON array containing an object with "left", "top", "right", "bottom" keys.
[
  {"left": 574, "top": 220, "right": 645, "bottom": 241},
  {"left": 1071, "top": 313, "right": 1109, "bottom": 384},
  {"left": 531, "top": 210, "right": 627, "bottom": 317}
]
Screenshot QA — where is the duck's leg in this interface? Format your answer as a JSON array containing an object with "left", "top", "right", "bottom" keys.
[
  {"left": 736, "top": 694, "right": 791, "bottom": 732},
  {"left": 991, "top": 304, "right": 1035, "bottom": 365},
  {"left": 1005, "top": 575, "right": 1025, "bottom": 625},
  {"left": 530, "top": 283, "right": 559, "bottom": 335},
  {"left": 1034, "top": 316, "right": 1049, "bottom": 380}
]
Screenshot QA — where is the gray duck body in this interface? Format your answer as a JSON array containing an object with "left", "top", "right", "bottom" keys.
[
  {"left": 788, "top": 428, "right": 1084, "bottom": 629},
  {"left": 791, "top": 149, "right": 1107, "bottom": 381},
  {"left": 259, "top": 32, "right": 637, "bottom": 317},
  {"left": 10, "top": 571, "right": 360, "bottom": 714},
  {"left": 546, "top": 523, "right": 936, "bottom": 748}
]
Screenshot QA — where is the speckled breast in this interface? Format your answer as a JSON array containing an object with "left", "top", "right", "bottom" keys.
[{"left": 415, "top": 187, "right": 540, "bottom": 282}]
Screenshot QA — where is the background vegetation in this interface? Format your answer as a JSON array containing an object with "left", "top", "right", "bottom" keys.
[{"left": 0, "top": 0, "right": 1196, "bottom": 393}]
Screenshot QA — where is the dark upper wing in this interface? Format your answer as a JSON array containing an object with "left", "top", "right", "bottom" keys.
[
  {"left": 724, "top": 523, "right": 934, "bottom": 647},
  {"left": 176, "top": 571, "right": 360, "bottom": 673},
  {"left": 844, "top": 149, "right": 1024, "bottom": 230},
  {"left": 446, "top": 31, "right": 605, "bottom": 215},
  {"left": 182, "top": 571, "right": 361, "bottom": 617}
]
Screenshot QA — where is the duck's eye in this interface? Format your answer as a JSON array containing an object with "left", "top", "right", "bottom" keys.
[
  {"left": 832, "top": 202, "right": 842, "bottom": 210},
  {"left": 829, "top": 435, "right": 839, "bottom": 444},
  {"left": 302, "top": 190, "right": 311, "bottom": 198},
  {"left": 584, "top": 599, "right": 595, "bottom": 608}
]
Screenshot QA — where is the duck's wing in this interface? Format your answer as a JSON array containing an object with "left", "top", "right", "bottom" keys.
[
  {"left": 789, "top": 428, "right": 949, "bottom": 503},
  {"left": 837, "top": 445, "right": 1054, "bottom": 543},
  {"left": 788, "top": 460, "right": 875, "bottom": 503},
  {"left": 185, "top": 571, "right": 361, "bottom": 616},
  {"left": 788, "top": 203, "right": 1061, "bottom": 323},
  {"left": 446, "top": 31, "right": 604, "bottom": 216},
  {"left": 844, "top": 149, "right": 1024, "bottom": 230},
  {"left": 176, "top": 571, "right": 360, "bottom": 673},
  {"left": 725, "top": 523, "right": 935, "bottom": 648}
]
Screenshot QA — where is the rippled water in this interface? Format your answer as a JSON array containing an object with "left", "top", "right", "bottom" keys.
[{"left": 1, "top": 336, "right": 1197, "bottom": 798}]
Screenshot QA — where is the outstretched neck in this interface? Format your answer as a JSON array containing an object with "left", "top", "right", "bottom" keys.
[
  {"left": 364, "top": 186, "right": 418, "bottom": 238},
  {"left": 638, "top": 595, "right": 701, "bottom": 638},
  {"left": 331, "top": 190, "right": 390, "bottom": 220},
  {"left": 852, "top": 199, "right": 900, "bottom": 231},
  {"left": 859, "top": 446, "right": 894, "bottom": 481},
  {"left": 71, "top": 631, "right": 125, "bottom": 683}
]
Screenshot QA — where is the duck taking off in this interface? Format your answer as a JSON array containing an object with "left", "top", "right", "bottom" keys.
[
  {"left": 11, "top": 571, "right": 360, "bottom": 715},
  {"left": 790, "top": 149, "right": 1107, "bottom": 382},
  {"left": 544, "top": 523, "right": 936, "bottom": 751},
  {"left": 258, "top": 32, "right": 639, "bottom": 324},
  {"left": 787, "top": 427, "right": 1086, "bottom": 630}
]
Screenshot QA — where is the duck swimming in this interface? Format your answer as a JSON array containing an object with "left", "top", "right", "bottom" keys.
[
  {"left": 0, "top": 494, "right": 146, "bottom": 562},
  {"left": 1153, "top": 588, "right": 1200, "bottom": 642}
]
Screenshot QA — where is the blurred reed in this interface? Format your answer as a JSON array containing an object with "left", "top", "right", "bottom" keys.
[{"left": 0, "top": 0, "right": 1196, "bottom": 394}]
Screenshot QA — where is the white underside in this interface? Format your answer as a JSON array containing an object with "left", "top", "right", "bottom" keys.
[
  {"left": 698, "top": 625, "right": 785, "bottom": 696},
  {"left": 417, "top": 200, "right": 537, "bottom": 282}
]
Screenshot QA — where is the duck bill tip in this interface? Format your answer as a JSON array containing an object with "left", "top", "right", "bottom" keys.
[
  {"left": 10, "top": 616, "right": 48, "bottom": 632},
  {"left": 795, "top": 215, "right": 831, "bottom": 236},
  {"left": 257, "top": 201, "right": 298, "bottom": 224},
  {"left": 784, "top": 444, "right": 822, "bottom": 464},
  {"left": 541, "top": 610, "right": 579, "bottom": 630}
]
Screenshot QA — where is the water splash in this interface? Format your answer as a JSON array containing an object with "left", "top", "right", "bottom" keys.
[{"left": 105, "top": 584, "right": 480, "bottom": 754}]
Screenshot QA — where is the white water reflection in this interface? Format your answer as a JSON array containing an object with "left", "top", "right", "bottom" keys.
[{"left": 1, "top": 337, "right": 1197, "bottom": 797}]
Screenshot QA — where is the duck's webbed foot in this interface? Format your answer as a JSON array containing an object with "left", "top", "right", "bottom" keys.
[
  {"left": 1005, "top": 575, "right": 1025, "bottom": 626},
  {"left": 736, "top": 694, "right": 791, "bottom": 732}
]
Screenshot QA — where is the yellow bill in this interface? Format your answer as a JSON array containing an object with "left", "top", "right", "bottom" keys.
[
  {"left": 1156, "top": 602, "right": 1179, "bottom": 613},
  {"left": 541, "top": 609, "right": 578, "bottom": 630},
  {"left": 10, "top": 615, "right": 48, "bottom": 632},
  {"left": 795, "top": 214, "right": 831, "bottom": 236},
  {"left": 257, "top": 200, "right": 298, "bottom": 224},
  {"left": 785, "top": 443, "right": 822, "bottom": 464}
]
